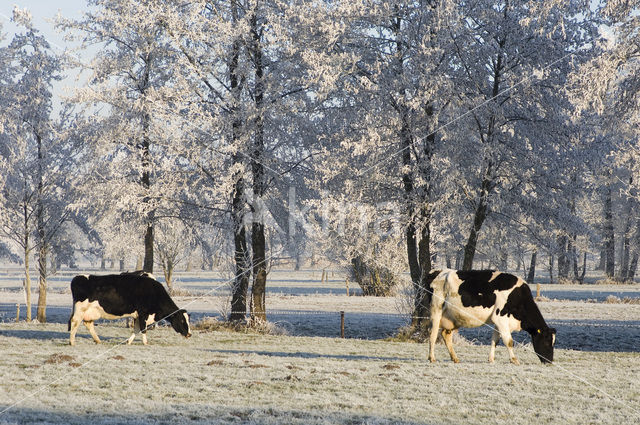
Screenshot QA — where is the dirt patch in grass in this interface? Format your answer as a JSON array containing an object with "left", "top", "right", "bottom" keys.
[{"left": 44, "top": 354, "right": 75, "bottom": 364}]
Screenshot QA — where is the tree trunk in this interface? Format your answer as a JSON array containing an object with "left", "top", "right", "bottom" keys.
[
  {"left": 628, "top": 252, "right": 638, "bottom": 282},
  {"left": 411, "top": 207, "right": 432, "bottom": 327},
  {"left": 228, "top": 2, "right": 249, "bottom": 322},
  {"left": 295, "top": 253, "right": 302, "bottom": 271},
  {"left": 548, "top": 254, "right": 554, "bottom": 284},
  {"left": 596, "top": 248, "right": 606, "bottom": 271},
  {"left": 463, "top": 45, "right": 503, "bottom": 271},
  {"left": 140, "top": 54, "right": 154, "bottom": 274},
  {"left": 230, "top": 186, "right": 249, "bottom": 322},
  {"left": 579, "top": 252, "right": 587, "bottom": 284},
  {"left": 37, "top": 243, "right": 47, "bottom": 323},
  {"left": 627, "top": 217, "right": 640, "bottom": 282},
  {"left": 24, "top": 246, "right": 32, "bottom": 322},
  {"left": 142, "top": 222, "right": 153, "bottom": 273},
  {"left": 249, "top": 8, "right": 267, "bottom": 324},
  {"left": 499, "top": 251, "right": 508, "bottom": 271},
  {"left": 163, "top": 259, "right": 173, "bottom": 294},
  {"left": 405, "top": 222, "right": 420, "bottom": 284},
  {"left": 557, "top": 234, "right": 569, "bottom": 279},
  {"left": 527, "top": 251, "right": 537, "bottom": 283},
  {"left": 604, "top": 185, "right": 615, "bottom": 278},
  {"left": 462, "top": 198, "right": 488, "bottom": 270},
  {"left": 620, "top": 233, "right": 630, "bottom": 280}
]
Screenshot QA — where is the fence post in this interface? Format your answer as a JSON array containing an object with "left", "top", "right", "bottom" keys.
[
  {"left": 340, "top": 311, "right": 345, "bottom": 338},
  {"left": 536, "top": 283, "right": 541, "bottom": 299},
  {"left": 345, "top": 278, "right": 350, "bottom": 296},
  {"left": 15, "top": 304, "right": 20, "bottom": 323}
]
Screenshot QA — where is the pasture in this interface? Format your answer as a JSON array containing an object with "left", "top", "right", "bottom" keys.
[{"left": 0, "top": 268, "right": 639, "bottom": 424}]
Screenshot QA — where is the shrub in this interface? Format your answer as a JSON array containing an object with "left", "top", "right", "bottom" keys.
[{"left": 349, "top": 256, "right": 399, "bottom": 296}]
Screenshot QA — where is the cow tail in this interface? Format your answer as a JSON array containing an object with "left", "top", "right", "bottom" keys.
[{"left": 68, "top": 301, "right": 74, "bottom": 331}]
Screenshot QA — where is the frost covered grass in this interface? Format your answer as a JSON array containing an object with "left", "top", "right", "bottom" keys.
[
  {"left": 0, "top": 321, "right": 639, "bottom": 425},
  {"left": 0, "top": 268, "right": 639, "bottom": 423}
]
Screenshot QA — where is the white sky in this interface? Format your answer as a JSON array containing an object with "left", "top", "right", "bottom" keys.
[
  {"left": 0, "top": 1, "right": 85, "bottom": 48},
  {"left": 0, "top": 1, "right": 88, "bottom": 112}
]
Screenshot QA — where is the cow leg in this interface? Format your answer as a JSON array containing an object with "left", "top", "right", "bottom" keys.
[
  {"left": 488, "top": 329, "right": 500, "bottom": 364},
  {"left": 127, "top": 318, "right": 139, "bottom": 345},
  {"left": 69, "top": 315, "right": 82, "bottom": 346},
  {"left": 428, "top": 308, "right": 443, "bottom": 363},
  {"left": 84, "top": 321, "right": 101, "bottom": 344},
  {"left": 139, "top": 313, "right": 152, "bottom": 345},
  {"left": 441, "top": 329, "right": 459, "bottom": 363},
  {"left": 498, "top": 328, "right": 519, "bottom": 365}
]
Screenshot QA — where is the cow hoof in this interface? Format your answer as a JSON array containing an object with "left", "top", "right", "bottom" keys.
[
  {"left": 452, "top": 358, "right": 460, "bottom": 364},
  {"left": 510, "top": 358, "right": 520, "bottom": 365},
  {"left": 429, "top": 358, "right": 436, "bottom": 363},
  {"left": 488, "top": 358, "right": 495, "bottom": 364}
]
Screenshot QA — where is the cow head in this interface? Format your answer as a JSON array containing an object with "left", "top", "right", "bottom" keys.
[
  {"left": 531, "top": 327, "right": 556, "bottom": 364},
  {"left": 170, "top": 309, "right": 192, "bottom": 338}
]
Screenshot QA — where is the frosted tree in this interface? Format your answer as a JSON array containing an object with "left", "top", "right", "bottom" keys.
[
  {"left": 59, "top": 0, "right": 184, "bottom": 274},
  {"left": 444, "top": 0, "right": 595, "bottom": 270},
  {"left": 156, "top": 0, "right": 326, "bottom": 322},
  {"left": 0, "top": 8, "right": 65, "bottom": 322},
  {"left": 570, "top": 1, "right": 640, "bottom": 280},
  {"left": 303, "top": 0, "right": 459, "bottom": 325},
  {"left": 154, "top": 219, "right": 197, "bottom": 294}
]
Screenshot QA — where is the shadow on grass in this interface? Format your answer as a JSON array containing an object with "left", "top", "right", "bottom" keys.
[
  {"left": 0, "top": 328, "right": 118, "bottom": 344},
  {"left": 0, "top": 405, "right": 435, "bottom": 425},
  {"left": 202, "top": 347, "right": 416, "bottom": 362}
]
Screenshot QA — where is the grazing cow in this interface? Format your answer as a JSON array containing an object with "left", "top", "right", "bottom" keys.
[
  {"left": 426, "top": 269, "right": 556, "bottom": 364},
  {"left": 68, "top": 272, "right": 192, "bottom": 346}
]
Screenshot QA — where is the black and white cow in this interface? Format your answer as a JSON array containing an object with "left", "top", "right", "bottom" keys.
[
  {"left": 68, "top": 272, "right": 192, "bottom": 346},
  {"left": 426, "top": 269, "right": 556, "bottom": 365}
]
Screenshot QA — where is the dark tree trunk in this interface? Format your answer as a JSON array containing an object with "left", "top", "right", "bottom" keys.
[
  {"left": 230, "top": 181, "right": 250, "bottom": 321},
  {"left": 628, "top": 252, "right": 639, "bottom": 282},
  {"left": 455, "top": 250, "right": 462, "bottom": 269},
  {"left": 412, "top": 206, "right": 432, "bottom": 326},
  {"left": 527, "top": 251, "right": 537, "bottom": 283},
  {"left": 405, "top": 222, "right": 420, "bottom": 284},
  {"left": 557, "top": 234, "right": 569, "bottom": 279},
  {"left": 249, "top": 7, "right": 267, "bottom": 323},
  {"left": 143, "top": 222, "right": 154, "bottom": 273},
  {"left": 499, "top": 251, "right": 508, "bottom": 271},
  {"left": 626, "top": 216, "right": 640, "bottom": 282},
  {"left": 620, "top": 233, "right": 631, "bottom": 280},
  {"left": 228, "top": 9, "right": 249, "bottom": 321},
  {"left": 596, "top": 248, "right": 606, "bottom": 271},
  {"left": 548, "top": 254, "right": 554, "bottom": 284},
  {"left": 35, "top": 133, "right": 47, "bottom": 323},
  {"left": 36, "top": 243, "right": 47, "bottom": 323},
  {"left": 462, "top": 198, "right": 488, "bottom": 270},
  {"left": 604, "top": 185, "right": 615, "bottom": 278},
  {"left": 579, "top": 252, "right": 587, "bottom": 284},
  {"left": 463, "top": 43, "right": 504, "bottom": 271},
  {"left": 139, "top": 56, "right": 154, "bottom": 274}
]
